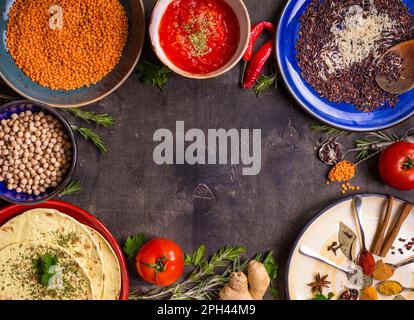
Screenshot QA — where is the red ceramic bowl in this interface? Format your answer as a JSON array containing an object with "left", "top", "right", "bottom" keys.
[{"left": 0, "top": 200, "right": 129, "bottom": 300}]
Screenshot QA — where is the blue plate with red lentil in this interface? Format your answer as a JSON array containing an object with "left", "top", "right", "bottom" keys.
[
  {"left": 276, "top": 0, "right": 414, "bottom": 132},
  {"left": 0, "top": 0, "right": 145, "bottom": 108}
]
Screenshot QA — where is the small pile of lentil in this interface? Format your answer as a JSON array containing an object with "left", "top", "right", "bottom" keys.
[
  {"left": 0, "top": 110, "right": 72, "bottom": 195},
  {"left": 328, "top": 160, "right": 356, "bottom": 182},
  {"left": 6, "top": 0, "right": 128, "bottom": 90},
  {"left": 296, "top": 0, "right": 414, "bottom": 111}
]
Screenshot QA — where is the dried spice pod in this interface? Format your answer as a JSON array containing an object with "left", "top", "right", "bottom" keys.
[{"left": 318, "top": 139, "right": 344, "bottom": 165}]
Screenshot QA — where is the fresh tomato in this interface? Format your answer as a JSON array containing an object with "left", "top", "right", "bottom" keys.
[
  {"left": 136, "top": 238, "right": 185, "bottom": 286},
  {"left": 379, "top": 141, "right": 414, "bottom": 190}
]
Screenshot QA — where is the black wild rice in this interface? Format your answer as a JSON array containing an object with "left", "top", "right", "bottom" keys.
[
  {"left": 296, "top": 0, "right": 414, "bottom": 112},
  {"left": 376, "top": 51, "right": 404, "bottom": 83}
]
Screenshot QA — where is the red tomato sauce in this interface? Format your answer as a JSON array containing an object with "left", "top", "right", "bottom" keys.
[{"left": 159, "top": 0, "right": 240, "bottom": 75}]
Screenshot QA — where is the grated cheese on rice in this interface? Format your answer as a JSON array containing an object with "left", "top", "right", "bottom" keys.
[{"left": 321, "top": 0, "right": 399, "bottom": 76}]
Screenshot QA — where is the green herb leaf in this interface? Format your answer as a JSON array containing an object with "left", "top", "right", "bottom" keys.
[
  {"left": 65, "top": 108, "right": 114, "bottom": 127},
  {"left": 186, "top": 245, "right": 206, "bottom": 266},
  {"left": 354, "top": 131, "right": 399, "bottom": 162},
  {"left": 58, "top": 180, "right": 82, "bottom": 197},
  {"left": 309, "top": 124, "right": 349, "bottom": 135},
  {"left": 268, "top": 286, "right": 279, "bottom": 298},
  {"left": 262, "top": 250, "right": 278, "bottom": 280},
  {"left": 312, "top": 292, "right": 335, "bottom": 300},
  {"left": 72, "top": 126, "right": 108, "bottom": 153},
  {"left": 184, "top": 253, "right": 193, "bottom": 265},
  {"left": 252, "top": 74, "right": 277, "bottom": 97},
  {"left": 123, "top": 233, "right": 145, "bottom": 259},
  {"left": 136, "top": 60, "right": 171, "bottom": 90},
  {"left": 33, "top": 254, "right": 58, "bottom": 286}
]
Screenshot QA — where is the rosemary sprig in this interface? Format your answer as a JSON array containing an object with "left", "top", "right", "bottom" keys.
[
  {"left": 58, "top": 181, "right": 83, "bottom": 196},
  {"left": 0, "top": 93, "right": 19, "bottom": 102},
  {"left": 71, "top": 125, "right": 109, "bottom": 153},
  {"left": 309, "top": 124, "right": 350, "bottom": 135},
  {"left": 64, "top": 108, "right": 114, "bottom": 127},
  {"left": 252, "top": 74, "right": 277, "bottom": 97},
  {"left": 354, "top": 131, "right": 399, "bottom": 161}
]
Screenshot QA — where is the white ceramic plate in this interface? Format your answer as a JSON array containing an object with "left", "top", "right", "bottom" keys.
[{"left": 287, "top": 194, "right": 414, "bottom": 300}]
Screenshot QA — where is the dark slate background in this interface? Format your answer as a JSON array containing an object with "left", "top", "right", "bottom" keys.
[{"left": 2, "top": 0, "right": 414, "bottom": 299}]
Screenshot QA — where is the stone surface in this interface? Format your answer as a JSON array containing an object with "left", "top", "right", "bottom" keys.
[{"left": 2, "top": 0, "right": 414, "bottom": 299}]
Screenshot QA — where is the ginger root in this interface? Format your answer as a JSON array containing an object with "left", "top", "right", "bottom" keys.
[
  {"left": 247, "top": 260, "right": 270, "bottom": 300},
  {"left": 219, "top": 260, "right": 270, "bottom": 300},
  {"left": 219, "top": 272, "right": 253, "bottom": 300}
]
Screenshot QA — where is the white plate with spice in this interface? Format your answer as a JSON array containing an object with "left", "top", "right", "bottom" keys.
[{"left": 286, "top": 194, "right": 414, "bottom": 300}]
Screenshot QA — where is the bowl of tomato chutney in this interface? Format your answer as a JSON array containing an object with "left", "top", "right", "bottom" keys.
[{"left": 150, "top": 0, "right": 250, "bottom": 79}]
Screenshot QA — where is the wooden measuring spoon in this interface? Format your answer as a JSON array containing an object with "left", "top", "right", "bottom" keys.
[{"left": 375, "top": 40, "right": 414, "bottom": 94}]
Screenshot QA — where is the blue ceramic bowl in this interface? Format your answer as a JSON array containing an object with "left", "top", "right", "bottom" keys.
[
  {"left": 276, "top": 0, "right": 414, "bottom": 132},
  {"left": 0, "top": 0, "right": 145, "bottom": 108},
  {"left": 0, "top": 101, "right": 77, "bottom": 204}
]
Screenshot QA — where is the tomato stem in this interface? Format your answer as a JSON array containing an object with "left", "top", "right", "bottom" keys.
[{"left": 402, "top": 153, "right": 414, "bottom": 169}]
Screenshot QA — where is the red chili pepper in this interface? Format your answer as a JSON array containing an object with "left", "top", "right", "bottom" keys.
[
  {"left": 242, "top": 40, "right": 274, "bottom": 89},
  {"left": 243, "top": 22, "right": 276, "bottom": 62}
]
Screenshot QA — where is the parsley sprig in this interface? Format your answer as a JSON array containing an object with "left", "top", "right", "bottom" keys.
[
  {"left": 123, "top": 233, "right": 146, "bottom": 259},
  {"left": 136, "top": 60, "right": 171, "bottom": 90},
  {"left": 32, "top": 254, "right": 58, "bottom": 287}
]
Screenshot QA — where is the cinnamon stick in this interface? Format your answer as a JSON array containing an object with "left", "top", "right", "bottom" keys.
[
  {"left": 379, "top": 202, "right": 414, "bottom": 257},
  {"left": 371, "top": 196, "right": 393, "bottom": 255}
]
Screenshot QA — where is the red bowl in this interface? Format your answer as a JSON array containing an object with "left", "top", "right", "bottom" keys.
[{"left": 0, "top": 200, "right": 129, "bottom": 300}]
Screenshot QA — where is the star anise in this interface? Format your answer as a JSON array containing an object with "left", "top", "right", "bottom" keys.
[{"left": 308, "top": 273, "right": 331, "bottom": 294}]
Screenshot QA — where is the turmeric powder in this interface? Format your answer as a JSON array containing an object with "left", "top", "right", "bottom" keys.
[
  {"left": 377, "top": 281, "right": 404, "bottom": 296},
  {"left": 6, "top": 0, "right": 128, "bottom": 90}
]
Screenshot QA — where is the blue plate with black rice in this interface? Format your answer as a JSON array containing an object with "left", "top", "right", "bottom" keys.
[{"left": 276, "top": 0, "right": 414, "bottom": 131}]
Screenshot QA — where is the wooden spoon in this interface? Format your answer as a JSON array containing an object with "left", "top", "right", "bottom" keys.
[{"left": 375, "top": 40, "right": 414, "bottom": 94}]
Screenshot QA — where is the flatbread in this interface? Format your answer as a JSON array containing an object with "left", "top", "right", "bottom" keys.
[
  {"left": 0, "top": 208, "right": 104, "bottom": 299},
  {"left": 0, "top": 241, "right": 92, "bottom": 300},
  {"left": 87, "top": 227, "right": 121, "bottom": 300}
]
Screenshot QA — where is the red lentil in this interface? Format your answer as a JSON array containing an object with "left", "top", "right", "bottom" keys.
[{"left": 6, "top": 0, "right": 128, "bottom": 90}]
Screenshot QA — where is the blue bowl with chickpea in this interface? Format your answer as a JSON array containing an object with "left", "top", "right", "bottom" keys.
[{"left": 0, "top": 101, "right": 77, "bottom": 204}]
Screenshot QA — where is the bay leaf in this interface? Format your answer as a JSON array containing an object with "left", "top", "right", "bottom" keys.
[{"left": 339, "top": 222, "right": 357, "bottom": 262}]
